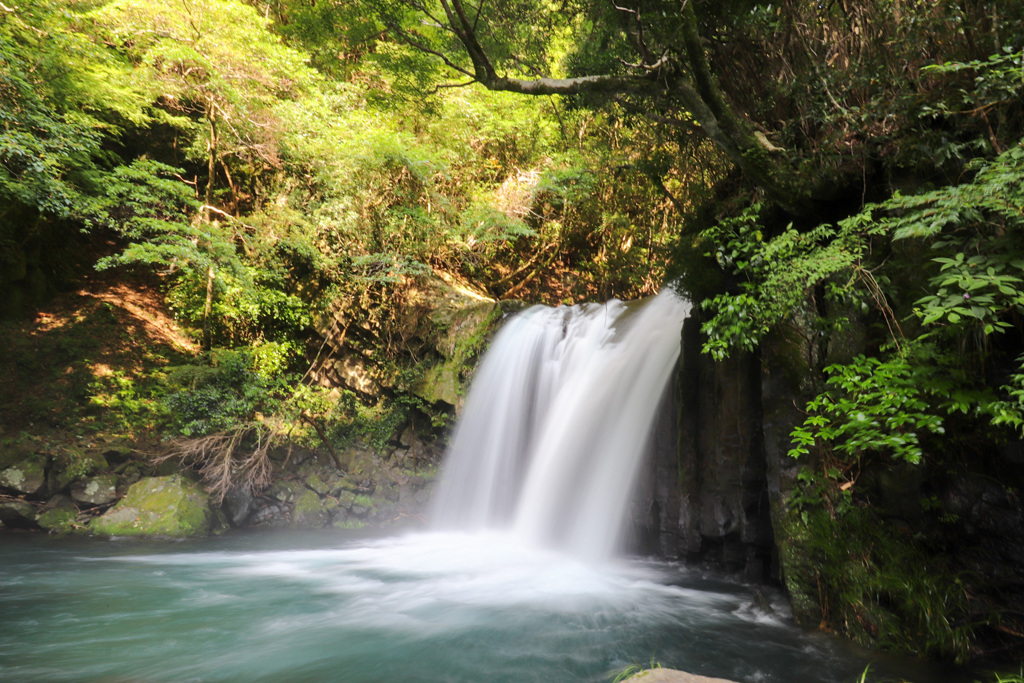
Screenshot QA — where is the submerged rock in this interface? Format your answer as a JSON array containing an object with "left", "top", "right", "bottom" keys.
[{"left": 90, "top": 475, "right": 225, "bottom": 537}]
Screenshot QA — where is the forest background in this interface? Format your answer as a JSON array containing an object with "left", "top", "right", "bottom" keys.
[{"left": 3, "top": 0, "right": 1024, "bottom": 667}]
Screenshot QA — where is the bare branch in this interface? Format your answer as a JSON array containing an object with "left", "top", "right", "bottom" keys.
[
  {"left": 198, "top": 204, "right": 234, "bottom": 218},
  {"left": 476, "top": 72, "right": 648, "bottom": 96},
  {"left": 386, "top": 22, "right": 476, "bottom": 79},
  {"left": 431, "top": 79, "right": 479, "bottom": 93},
  {"left": 619, "top": 50, "right": 671, "bottom": 72},
  {"left": 406, "top": 0, "right": 456, "bottom": 37},
  {"left": 612, "top": 0, "right": 655, "bottom": 65}
]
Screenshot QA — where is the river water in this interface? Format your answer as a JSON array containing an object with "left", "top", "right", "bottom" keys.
[{"left": 0, "top": 529, "right": 965, "bottom": 683}]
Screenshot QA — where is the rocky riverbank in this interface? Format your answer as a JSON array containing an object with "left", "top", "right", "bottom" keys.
[{"left": 0, "top": 434, "right": 438, "bottom": 537}]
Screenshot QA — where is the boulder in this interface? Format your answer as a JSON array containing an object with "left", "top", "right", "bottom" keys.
[
  {"left": 249, "top": 499, "right": 289, "bottom": 527},
  {"left": 303, "top": 472, "right": 331, "bottom": 495},
  {"left": 265, "top": 480, "right": 305, "bottom": 503},
  {"left": 0, "top": 454, "right": 47, "bottom": 495},
  {"left": 412, "top": 362, "right": 462, "bottom": 406},
  {"left": 222, "top": 484, "right": 254, "bottom": 527},
  {"left": 0, "top": 444, "right": 33, "bottom": 470},
  {"left": 292, "top": 489, "right": 329, "bottom": 528},
  {"left": 36, "top": 506, "right": 80, "bottom": 533},
  {"left": 116, "top": 464, "right": 141, "bottom": 495},
  {"left": 0, "top": 499, "right": 37, "bottom": 528},
  {"left": 90, "top": 475, "right": 225, "bottom": 537},
  {"left": 49, "top": 447, "right": 107, "bottom": 493},
  {"left": 70, "top": 474, "right": 118, "bottom": 506}
]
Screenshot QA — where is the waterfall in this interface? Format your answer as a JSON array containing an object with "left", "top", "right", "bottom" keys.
[{"left": 431, "top": 289, "right": 690, "bottom": 559}]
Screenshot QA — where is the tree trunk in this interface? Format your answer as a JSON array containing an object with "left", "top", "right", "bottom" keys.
[
  {"left": 202, "top": 103, "right": 218, "bottom": 351},
  {"left": 205, "top": 107, "right": 218, "bottom": 220},
  {"left": 202, "top": 264, "right": 215, "bottom": 351}
]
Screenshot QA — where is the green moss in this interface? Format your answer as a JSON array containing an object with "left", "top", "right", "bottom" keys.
[
  {"left": 51, "top": 447, "right": 107, "bottom": 492},
  {"left": 266, "top": 480, "right": 305, "bottom": 503},
  {"left": 90, "top": 475, "right": 223, "bottom": 537},
  {"left": 332, "top": 518, "right": 366, "bottom": 530},
  {"left": 412, "top": 363, "right": 461, "bottom": 406},
  {"left": 351, "top": 493, "right": 375, "bottom": 509},
  {"left": 294, "top": 490, "right": 319, "bottom": 514},
  {"left": 781, "top": 504, "right": 974, "bottom": 661},
  {"left": 333, "top": 479, "right": 362, "bottom": 495},
  {"left": 410, "top": 300, "right": 502, "bottom": 407},
  {"left": 36, "top": 507, "right": 80, "bottom": 533},
  {"left": 440, "top": 301, "right": 502, "bottom": 362},
  {"left": 336, "top": 489, "right": 376, "bottom": 511},
  {"left": 304, "top": 473, "right": 328, "bottom": 494}
]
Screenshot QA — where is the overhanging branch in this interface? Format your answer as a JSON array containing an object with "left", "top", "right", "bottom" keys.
[
  {"left": 389, "top": 0, "right": 812, "bottom": 216},
  {"left": 484, "top": 73, "right": 648, "bottom": 96}
]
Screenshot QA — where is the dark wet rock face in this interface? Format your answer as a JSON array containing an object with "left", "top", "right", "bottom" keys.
[
  {"left": 631, "top": 311, "right": 1024, "bottom": 659},
  {"left": 633, "top": 316, "right": 774, "bottom": 582}
]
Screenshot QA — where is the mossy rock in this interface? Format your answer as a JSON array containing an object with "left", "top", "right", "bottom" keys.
[
  {"left": 303, "top": 473, "right": 330, "bottom": 495},
  {"left": 431, "top": 300, "right": 501, "bottom": 360},
  {"left": 90, "top": 475, "right": 225, "bottom": 537},
  {"left": 412, "top": 362, "right": 462, "bottom": 406},
  {"left": 49, "top": 447, "right": 108, "bottom": 493},
  {"left": 780, "top": 503, "right": 972, "bottom": 660},
  {"left": 1, "top": 454, "right": 47, "bottom": 495},
  {"left": 332, "top": 516, "right": 366, "bottom": 530},
  {"left": 36, "top": 506, "right": 80, "bottom": 533},
  {"left": 0, "top": 444, "right": 33, "bottom": 470},
  {"left": 71, "top": 474, "right": 119, "bottom": 505},
  {"left": 410, "top": 297, "right": 503, "bottom": 407},
  {"left": 337, "top": 489, "right": 377, "bottom": 512},
  {"left": 0, "top": 500, "right": 37, "bottom": 528},
  {"left": 266, "top": 480, "right": 305, "bottom": 503},
  {"left": 777, "top": 507, "right": 824, "bottom": 628},
  {"left": 332, "top": 478, "right": 364, "bottom": 496},
  {"left": 292, "top": 489, "right": 329, "bottom": 528}
]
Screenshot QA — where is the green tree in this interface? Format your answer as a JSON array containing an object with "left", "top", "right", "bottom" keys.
[
  {"left": 89, "top": 0, "right": 314, "bottom": 214},
  {"left": 0, "top": 0, "right": 151, "bottom": 311},
  {"left": 88, "top": 0, "right": 315, "bottom": 346}
]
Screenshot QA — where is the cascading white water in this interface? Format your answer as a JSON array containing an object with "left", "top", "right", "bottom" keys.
[{"left": 431, "top": 289, "right": 691, "bottom": 559}]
